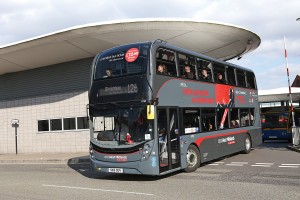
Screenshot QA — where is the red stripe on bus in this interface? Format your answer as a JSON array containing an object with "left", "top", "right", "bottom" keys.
[{"left": 195, "top": 130, "right": 247, "bottom": 147}]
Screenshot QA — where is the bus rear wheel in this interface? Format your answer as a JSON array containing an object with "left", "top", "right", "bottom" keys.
[
  {"left": 184, "top": 145, "right": 200, "bottom": 173},
  {"left": 242, "top": 135, "right": 252, "bottom": 154}
]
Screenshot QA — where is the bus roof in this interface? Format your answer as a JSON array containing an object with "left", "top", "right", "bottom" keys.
[{"left": 0, "top": 18, "right": 260, "bottom": 75}]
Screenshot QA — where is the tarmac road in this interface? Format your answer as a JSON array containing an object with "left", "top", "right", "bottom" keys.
[{"left": 0, "top": 141, "right": 299, "bottom": 200}]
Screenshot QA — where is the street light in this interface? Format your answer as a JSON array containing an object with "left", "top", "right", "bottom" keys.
[{"left": 11, "top": 119, "right": 19, "bottom": 154}]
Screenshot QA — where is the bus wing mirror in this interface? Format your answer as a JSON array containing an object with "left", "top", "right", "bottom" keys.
[{"left": 147, "top": 105, "right": 155, "bottom": 120}]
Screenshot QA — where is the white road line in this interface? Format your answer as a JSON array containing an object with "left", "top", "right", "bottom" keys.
[
  {"left": 255, "top": 163, "right": 274, "bottom": 165},
  {"left": 281, "top": 164, "right": 300, "bottom": 166},
  {"left": 214, "top": 162, "right": 225, "bottom": 164},
  {"left": 278, "top": 166, "right": 299, "bottom": 168},
  {"left": 279, "top": 164, "right": 300, "bottom": 168},
  {"left": 226, "top": 164, "right": 244, "bottom": 166},
  {"left": 251, "top": 165, "right": 271, "bottom": 167},
  {"left": 231, "top": 162, "right": 249, "bottom": 164},
  {"left": 208, "top": 164, "right": 219, "bottom": 166},
  {"left": 42, "top": 184, "right": 154, "bottom": 196}
]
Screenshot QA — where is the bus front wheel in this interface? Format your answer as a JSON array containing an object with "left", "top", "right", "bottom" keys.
[
  {"left": 184, "top": 145, "right": 200, "bottom": 173},
  {"left": 242, "top": 135, "right": 252, "bottom": 154}
]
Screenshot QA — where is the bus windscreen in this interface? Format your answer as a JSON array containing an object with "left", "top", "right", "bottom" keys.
[{"left": 94, "top": 43, "right": 150, "bottom": 80}]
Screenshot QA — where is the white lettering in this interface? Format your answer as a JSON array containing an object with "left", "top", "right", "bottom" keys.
[{"left": 218, "top": 136, "right": 235, "bottom": 144}]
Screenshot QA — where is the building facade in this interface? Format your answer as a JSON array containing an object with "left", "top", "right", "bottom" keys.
[{"left": 0, "top": 58, "right": 93, "bottom": 153}]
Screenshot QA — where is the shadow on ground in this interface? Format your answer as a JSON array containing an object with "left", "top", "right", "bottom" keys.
[
  {"left": 256, "top": 140, "right": 291, "bottom": 150},
  {"left": 67, "top": 155, "right": 179, "bottom": 181}
]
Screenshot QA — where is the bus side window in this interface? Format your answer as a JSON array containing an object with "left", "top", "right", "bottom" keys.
[
  {"left": 197, "top": 58, "right": 212, "bottom": 82},
  {"left": 236, "top": 69, "right": 246, "bottom": 87},
  {"left": 201, "top": 108, "right": 216, "bottom": 132},
  {"left": 226, "top": 66, "right": 236, "bottom": 86},
  {"left": 156, "top": 48, "right": 176, "bottom": 76},
  {"left": 246, "top": 71, "right": 256, "bottom": 89},
  {"left": 217, "top": 108, "right": 229, "bottom": 129},
  {"left": 178, "top": 53, "right": 196, "bottom": 79},
  {"left": 183, "top": 108, "right": 200, "bottom": 134},
  {"left": 214, "top": 63, "right": 226, "bottom": 84},
  {"left": 230, "top": 108, "right": 239, "bottom": 128}
]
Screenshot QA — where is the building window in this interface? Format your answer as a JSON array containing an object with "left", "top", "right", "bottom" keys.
[
  {"left": 38, "top": 120, "right": 49, "bottom": 132},
  {"left": 64, "top": 118, "right": 76, "bottom": 130},
  {"left": 50, "top": 119, "right": 62, "bottom": 131},
  {"left": 77, "top": 116, "right": 89, "bottom": 129},
  {"left": 38, "top": 116, "right": 89, "bottom": 133}
]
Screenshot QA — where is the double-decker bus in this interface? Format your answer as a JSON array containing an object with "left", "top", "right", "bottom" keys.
[
  {"left": 88, "top": 40, "right": 262, "bottom": 175},
  {"left": 261, "top": 102, "right": 300, "bottom": 142}
]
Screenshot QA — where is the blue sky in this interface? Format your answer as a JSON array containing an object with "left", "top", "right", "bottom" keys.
[{"left": 0, "top": 0, "right": 299, "bottom": 90}]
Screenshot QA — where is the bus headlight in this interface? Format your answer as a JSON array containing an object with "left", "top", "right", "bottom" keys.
[
  {"left": 141, "top": 141, "right": 154, "bottom": 161},
  {"left": 89, "top": 144, "right": 94, "bottom": 159}
]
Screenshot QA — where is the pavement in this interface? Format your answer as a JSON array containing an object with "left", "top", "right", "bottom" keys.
[{"left": 0, "top": 152, "right": 90, "bottom": 164}]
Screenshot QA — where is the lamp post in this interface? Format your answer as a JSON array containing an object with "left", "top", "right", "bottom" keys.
[{"left": 11, "top": 119, "right": 19, "bottom": 154}]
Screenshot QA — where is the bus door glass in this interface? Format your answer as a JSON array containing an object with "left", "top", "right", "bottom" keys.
[{"left": 157, "top": 108, "right": 181, "bottom": 173}]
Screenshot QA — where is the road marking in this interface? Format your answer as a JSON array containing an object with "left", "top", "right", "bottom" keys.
[
  {"left": 251, "top": 165, "right": 271, "bottom": 167},
  {"left": 208, "top": 161, "right": 224, "bottom": 165},
  {"left": 226, "top": 162, "right": 248, "bottom": 166},
  {"left": 231, "top": 162, "right": 249, "bottom": 164},
  {"left": 279, "top": 164, "right": 300, "bottom": 168},
  {"left": 280, "top": 164, "right": 300, "bottom": 166},
  {"left": 251, "top": 163, "right": 274, "bottom": 167},
  {"left": 226, "top": 164, "right": 244, "bottom": 166},
  {"left": 255, "top": 163, "right": 274, "bottom": 165},
  {"left": 42, "top": 184, "right": 154, "bottom": 196},
  {"left": 278, "top": 166, "right": 299, "bottom": 168}
]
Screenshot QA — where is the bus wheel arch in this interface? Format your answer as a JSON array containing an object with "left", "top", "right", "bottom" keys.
[
  {"left": 184, "top": 144, "right": 200, "bottom": 173},
  {"left": 242, "top": 133, "right": 252, "bottom": 154}
]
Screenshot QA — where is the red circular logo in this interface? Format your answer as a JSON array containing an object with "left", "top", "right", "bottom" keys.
[{"left": 125, "top": 48, "right": 139, "bottom": 62}]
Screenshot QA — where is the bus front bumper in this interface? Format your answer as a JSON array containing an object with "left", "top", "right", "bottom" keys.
[{"left": 90, "top": 156, "right": 159, "bottom": 175}]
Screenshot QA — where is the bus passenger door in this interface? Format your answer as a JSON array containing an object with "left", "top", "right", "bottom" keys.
[{"left": 157, "top": 108, "right": 181, "bottom": 173}]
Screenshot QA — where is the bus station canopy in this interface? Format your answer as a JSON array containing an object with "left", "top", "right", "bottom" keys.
[
  {"left": 258, "top": 87, "right": 300, "bottom": 103},
  {"left": 0, "top": 18, "right": 260, "bottom": 75}
]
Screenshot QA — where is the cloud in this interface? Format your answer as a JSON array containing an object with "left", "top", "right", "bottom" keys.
[{"left": 0, "top": 0, "right": 299, "bottom": 90}]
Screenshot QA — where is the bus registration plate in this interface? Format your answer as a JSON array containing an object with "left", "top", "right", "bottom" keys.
[{"left": 108, "top": 168, "right": 123, "bottom": 173}]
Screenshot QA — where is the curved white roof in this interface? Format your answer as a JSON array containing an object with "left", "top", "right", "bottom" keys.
[
  {"left": 0, "top": 18, "right": 260, "bottom": 75},
  {"left": 258, "top": 87, "right": 300, "bottom": 103}
]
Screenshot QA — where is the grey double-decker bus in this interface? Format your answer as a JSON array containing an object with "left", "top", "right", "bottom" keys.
[{"left": 88, "top": 40, "right": 262, "bottom": 176}]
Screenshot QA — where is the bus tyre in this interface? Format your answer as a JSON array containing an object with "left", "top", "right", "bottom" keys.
[
  {"left": 243, "top": 135, "right": 252, "bottom": 154},
  {"left": 184, "top": 145, "right": 200, "bottom": 173}
]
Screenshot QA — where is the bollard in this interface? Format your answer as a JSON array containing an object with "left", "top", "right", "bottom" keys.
[{"left": 292, "top": 126, "right": 300, "bottom": 146}]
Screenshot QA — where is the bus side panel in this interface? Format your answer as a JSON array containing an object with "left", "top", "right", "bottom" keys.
[
  {"left": 198, "top": 138, "right": 217, "bottom": 163},
  {"left": 215, "top": 134, "right": 242, "bottom": 158}
]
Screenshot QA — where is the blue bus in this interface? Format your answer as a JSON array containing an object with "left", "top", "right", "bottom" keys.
[
  {"left": 261, "top": 105, "right": 299, "bottom": 142},
  {"left": 88, "top": 40, "right": 262, "bottom": 175}
]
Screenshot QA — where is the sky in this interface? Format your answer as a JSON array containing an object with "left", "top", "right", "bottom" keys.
[{"left": 0, "top": 0, "right": 299, "bottom": 90}]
